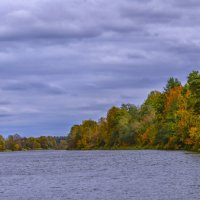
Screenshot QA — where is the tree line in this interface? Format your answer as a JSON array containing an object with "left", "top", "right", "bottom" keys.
[
  {"left": 66, "top": 71, "right": 200, "bottom": 152},
  {"left": 0, "top": 134, "right": 67, "bottom": 151},
  {"left": 0, "top": 71, "right": 199, "bottom": 152}
]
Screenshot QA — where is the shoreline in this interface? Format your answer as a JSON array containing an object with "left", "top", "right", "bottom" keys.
[{"left": 1, "top": 146, "right": 199, "bottom": 153}]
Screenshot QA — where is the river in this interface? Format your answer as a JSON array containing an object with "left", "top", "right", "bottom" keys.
[{"left": 0, "top": 150, "right": 200, "bottom": 200}]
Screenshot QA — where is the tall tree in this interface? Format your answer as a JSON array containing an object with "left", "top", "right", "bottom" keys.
[
  {"left": 164, "top": 77, "right": 181, "bottom": 92},
  {"left": 187, "top": 71, "right": 200, "bottom": 115}
]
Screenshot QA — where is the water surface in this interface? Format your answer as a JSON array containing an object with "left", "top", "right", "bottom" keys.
[{"left": 0, "top": 150, "right": 200, "bottom": 200}]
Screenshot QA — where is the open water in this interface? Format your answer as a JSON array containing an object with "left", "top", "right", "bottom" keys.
[{"left": 0, "top": 150, "right": 200, "bottom": 200}]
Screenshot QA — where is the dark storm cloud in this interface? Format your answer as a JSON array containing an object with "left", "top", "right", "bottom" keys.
[{"left": 0, "top": 0, "right": 199, "bottom": 136}]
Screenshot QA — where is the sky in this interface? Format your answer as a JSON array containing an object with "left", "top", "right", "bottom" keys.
[{"left": 0, "top": 0, "right": 199, "bottom": 137}]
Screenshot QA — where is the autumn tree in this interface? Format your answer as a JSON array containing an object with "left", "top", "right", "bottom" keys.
[
  {"left": 164, "top": 77, "right": 181, "bottom": 92},
  {"left": 38, "top": 136, "right": 49, "bottom": 149},
  {"left": 26, "top": 137, "right": 41, "bottom": 149},
  {"left": 65, "top": 70, "right": 199, "bottom": 152},
  {"left": 138, "top": 91, "right": 163, "bottom": 145},
  {"left": 5, "top": 135, "right": 22, "bottom": 151},
  {"left": 67, "top": 125, "right": 82, "bottom": 149},
  {"left": 187, "top": 71, "right": 200, "bottom": 115}
]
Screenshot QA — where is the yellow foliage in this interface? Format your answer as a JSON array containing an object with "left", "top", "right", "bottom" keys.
[
  {"left": 189, "top": 127, "right": 200, "bottom": 145},
  {"left": 14, "top": 144, "right": 20, "bottom": 151},
  {"left": 164, "top": 86, "right": 182, "bottom": 113}
]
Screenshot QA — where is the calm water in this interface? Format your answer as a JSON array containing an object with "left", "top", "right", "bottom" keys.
[{"left": 0, "top": 150, "right": 200, "bottom": 200}]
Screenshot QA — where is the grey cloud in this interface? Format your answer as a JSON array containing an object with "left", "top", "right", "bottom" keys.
[
  {"left": 121, "top": 3, "right": 180, "bottom": 24},
  {"left": 0, "top": 113, "right": 12, "bottom": 118},
  {"left": 2, "top": 81, "right": 65, "bottom": 95},
  {"left": 0, "top": 100, "right": 11, "bottom": 105},
  {"left": 79, "top": 77, "right": 161, "bottom": 91},
  {"left": 0, "top": 2, "right": 102, "bottom": 41},
  {"left": 0, "top": 0, "right": 160, "bottom": 42},
  {"left": 168, "top": 43, "right": 200, "bottom": 55},
  {"left": 172, "top": 0, "right": 200, "bottom": 8},
  {"left": 0, "top": 0, "right": 199, "bottom": 136},
  {"left": 0, "top": 22, "right": 102, "bottom": 41},
  {"left": 66, "top": 103, "right": 114, "bottom": 112}
]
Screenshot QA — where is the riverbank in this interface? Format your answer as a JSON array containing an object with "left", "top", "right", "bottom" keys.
[
  {"left": 66, "top": 145, "right": 200, "bottom": 153},
  {"left": 1, "top": 145, "right": 200, "bottom": 153}
]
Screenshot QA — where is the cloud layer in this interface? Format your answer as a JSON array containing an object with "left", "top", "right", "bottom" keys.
[{"left": 0, "top": 0, "right": 199, "bottom": 136}]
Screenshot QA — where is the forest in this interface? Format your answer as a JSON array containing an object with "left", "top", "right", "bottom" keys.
[
  {"left": 0, "top": 135, "right": 67, "bottom": 151},
  {"left": 0, "top": 71, "right": 199, "bottom": 152},
  {"left": 66, "top": 71, "right": 200, "bottom": 152}
]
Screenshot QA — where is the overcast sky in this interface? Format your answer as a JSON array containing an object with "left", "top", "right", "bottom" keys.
[{"left": 0, "top": 0, "right": 199, "bottom": 137}]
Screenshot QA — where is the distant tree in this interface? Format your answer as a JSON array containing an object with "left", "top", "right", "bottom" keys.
[
  {"left": 106, "top": 106, "right": 135, "bottom": 146},
  {"left": 0, "top": 135, "right": 5, "bottom": 151},
  {"left": 38, "top": 136, "right": 49, "bottom": 149},
  {"left": 79, "top": 120, "right": 98, "bottom": 148},
  {"left": 26, "top": 137, "right": 41, "bottom": 149},
  {"left": 6, "top": 135, "right": 22, "bottom": 151},
  {"left": 58, "top": 139, "right": 67, "bottom": 149},
  {"left": 13, "top": 134, "right": 21, "bottom": 140},
  {"left": 47, "top": 136, "right": 57, "bottom": 149},
  {"left": 67, "top": 125, "right": 82, "bottom": 149}
]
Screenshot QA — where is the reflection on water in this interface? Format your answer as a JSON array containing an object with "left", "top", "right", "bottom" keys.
[{"left": 0, "top": 150, "right": 200, "bottom": 200}]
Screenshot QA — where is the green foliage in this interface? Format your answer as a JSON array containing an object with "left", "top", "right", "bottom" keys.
[
  {"left": 187, "top": 71, "right": 200, "bottom": 115},
  {"left": 0, "top": 135, "right": 67, "bottom": 151},
  {"left": 0, "top": 135, "right": 5, "bottom": 151},
  {"left": 164, "top": 77, "right": 181, "bottom": 92}
]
